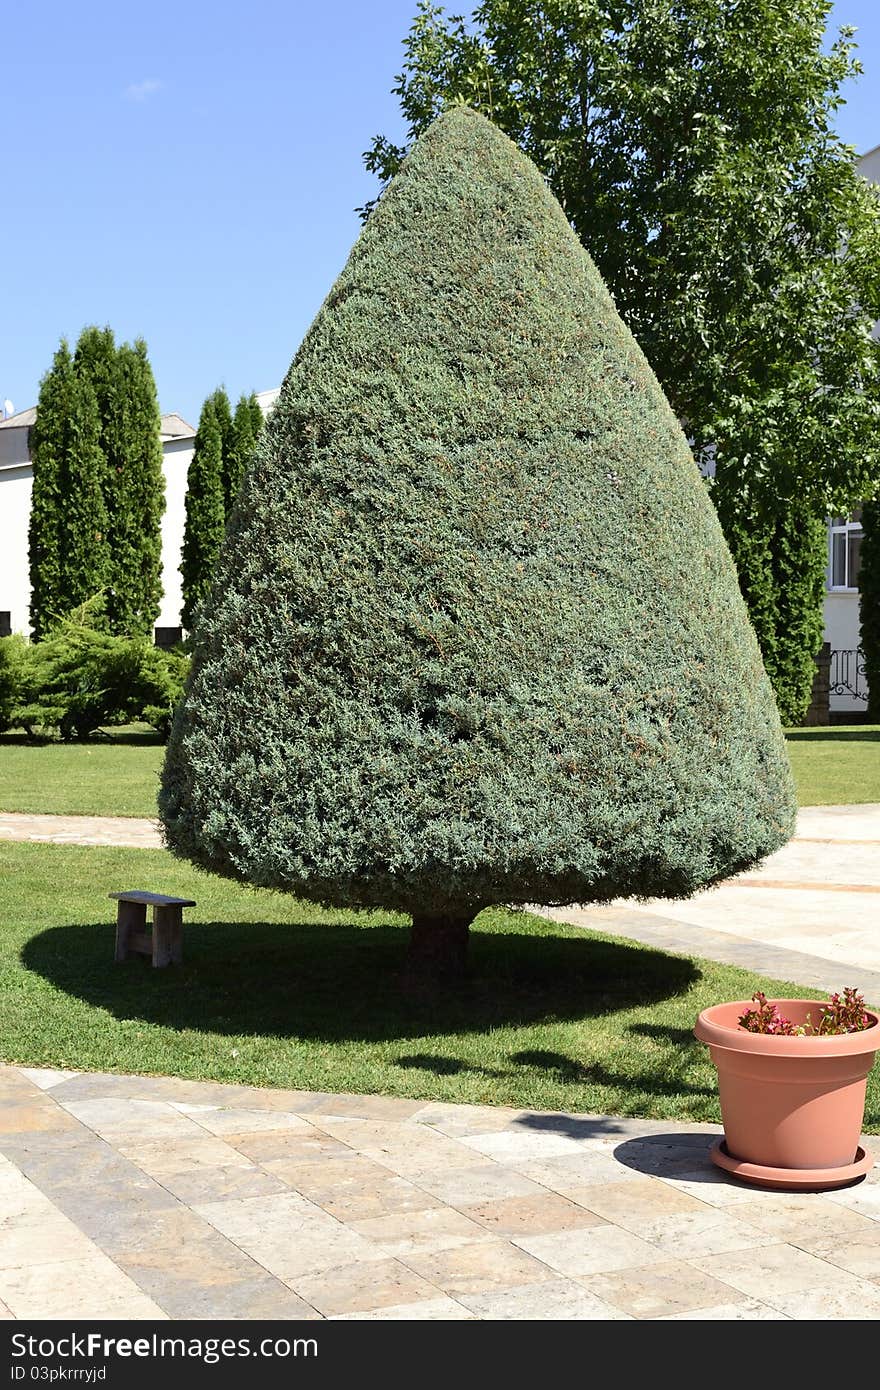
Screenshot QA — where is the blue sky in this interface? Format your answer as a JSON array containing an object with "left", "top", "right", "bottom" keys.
[{"left": 3, "top": 1, "right": 878, "bottom": 427}]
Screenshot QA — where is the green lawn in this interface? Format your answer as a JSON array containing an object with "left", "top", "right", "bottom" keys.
[
  {"left": 1, "top": 725, "right": 878, "bottom": 819},
  {"left": 784, "top": 726, "right": 880, "bottom": 807},
  {"left": 0, "top": 727, "right": 163, "bottom": 817},
  {"left": 2, "top": 839, "right": 876, "bottom": 1127}
]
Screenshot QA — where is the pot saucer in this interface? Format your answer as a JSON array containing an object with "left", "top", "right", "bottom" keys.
[{"left": 710, "top": 1138, "right": 874, "bottom": 1192}]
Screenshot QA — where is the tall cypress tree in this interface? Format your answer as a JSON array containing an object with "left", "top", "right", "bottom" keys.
[
  {"left": 28, "top": 343, "right": 73, "bottom": 639},
  {"left": 224, "top": 393, "right": 264, "bottom": 518},
  {"left": 72, "top": 327, "right": 165, "bottom": 635},
  {"left": 180, "top": 393, "right": 226, "bottom": 632},
  {"left": 860, "top": 499, "right": 880, "bottom": 720},
  {"left": 57, "top": 375, "right": 111, "bottom": 615},
  {"left": 110, "top": 340, "right": 165, "bottom": 634},
  {"left": 29, "top": 342, "right": 111, "bottom": 636},
  {"left": 718, "top": 493, "right": 827, "bottom": 726},
  {"left": 161, "top": 108, "right": 796, "bottom": 977}
]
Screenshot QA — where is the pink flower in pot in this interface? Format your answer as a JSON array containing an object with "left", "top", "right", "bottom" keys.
[{"left": 694, "top": 989, "right": 879, "bottom": 1191}]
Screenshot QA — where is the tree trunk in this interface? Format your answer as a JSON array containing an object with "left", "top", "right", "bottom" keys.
[{"left": 405, "top": 910, "right": 473, "bottom": 981}]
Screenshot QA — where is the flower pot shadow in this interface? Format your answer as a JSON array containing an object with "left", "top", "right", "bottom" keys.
[{"left": 612, "top": 1132, "right": 724, "bottom": 1182}]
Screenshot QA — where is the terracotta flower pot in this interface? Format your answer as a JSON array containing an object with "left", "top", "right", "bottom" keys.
[{"left": 695, "top": 999, "right": 879, "bottom": 1191}]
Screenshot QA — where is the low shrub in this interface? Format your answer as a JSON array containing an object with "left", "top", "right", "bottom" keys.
[{"left": 0, "top": 598, "right": 188, "bottom": 741}]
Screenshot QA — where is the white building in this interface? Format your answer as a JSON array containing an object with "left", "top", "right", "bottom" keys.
[
  {"left": 0, "top": 388, "right": 279, "bottom": 641},
  {"left": 0, "top": 407, "right": 196, "bottom": 640}
]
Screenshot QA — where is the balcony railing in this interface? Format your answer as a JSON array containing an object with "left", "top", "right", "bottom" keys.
[{"left": 829, "top": 647, "right": 869, "bottom": 703}]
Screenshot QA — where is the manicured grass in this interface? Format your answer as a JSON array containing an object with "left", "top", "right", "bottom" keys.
[
  {"left": 2, "top": 839, "right": 876, "bottom": 1127},
  {"left": 785, "top": 725, "right": 880, "bottom": 807},
  {"left": 2, "top": 725, "right": 879, "bottom": 819},
  {"left": 0, "top": 727, "right": 162, "bottom": 818}
]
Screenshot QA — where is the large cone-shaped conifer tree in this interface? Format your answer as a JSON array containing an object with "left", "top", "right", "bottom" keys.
[{"left": 160, "top": 107, "right": 796, "bottom": 977}]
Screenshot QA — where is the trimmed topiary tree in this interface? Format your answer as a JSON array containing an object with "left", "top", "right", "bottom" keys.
[{"left": 160, "top": 107, "right": 797, "bottom": 977}]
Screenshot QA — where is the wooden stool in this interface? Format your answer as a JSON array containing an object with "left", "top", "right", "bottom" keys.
[{"left": 110, "top": 891, "right": 196, "bottom": 967}]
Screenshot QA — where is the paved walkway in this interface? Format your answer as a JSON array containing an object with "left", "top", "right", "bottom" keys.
[
  {"left": 542, "top": 804, "right": 880, "bottom": 1005},
  {"left": 1, "top": 1066, "right": 879, "bottom": 1321},
  {"left": 3, "top": 805, "right": 879, "bottom": 1001}
]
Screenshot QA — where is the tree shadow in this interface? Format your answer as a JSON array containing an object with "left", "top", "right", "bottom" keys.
[
  {"left": 786, "top": 728, "right": 879, "bottom": 743},
  {"left": 22, "top": 918, "right": 698, "bottom": 1044}
]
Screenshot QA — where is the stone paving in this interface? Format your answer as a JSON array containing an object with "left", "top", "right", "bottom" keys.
[
  {"left": 542, "top": 803, "right": 880, "bottom": 1005},
  {"left": 1, "top": 1065, "right": 879, "bottom": 1321}
]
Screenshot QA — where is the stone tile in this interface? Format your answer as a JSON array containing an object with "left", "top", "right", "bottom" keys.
[
  {"left": 409, "top": 1103, "right": 527, "bottom": 1138},
  {"left": 402, "top": 1241, "right": 556, "bottom": 1297},
  {"left": 0, "top": 1068, "right": 40, "bottom": 1098},
  {"left": 312, "top": 1118, "right": 483, "bottom": 1176},
  {"left": 193, "top": 1192, "right": 385, "bottom": 1281},
  {"left": 349, "top": 1207, "right": 492, "bottom": 1257},
  {"left": 118, "top": 1136, "right": 254, "bottom": 1176},
  {"left": 290, "top": 1257, "right": 439, "bottom": 1317},
  {"left": 228, "top": 1130, "right": 353, "bottom": 1163},
  {"left": 0, "top": 1299, "right": 12, "bottom": 1319},
  {"left": 690, "top": 1242, "right": 848, "bottom": 1299},
  {"left": 183, "top": 1107, "right": 316, "bottom": 1137},
  {"left": 332, "top": 1298, "right": 475, "bottom": 1320},
  {"left": 156, "top": 1165, "right": 290, "bottom": 1205},
  {"left": 60, "top": 1098, "right": 206, "bottom": 1141},
  {"left": 0, "top": 1099, "right": 82, "bottom": 1137},
  {"left": 574, "top": 1177, "right": 709, "bottom": 1230},
  {"left": 0, "top": 1255, "right": 166, "bottom": 1320},
  {"left": 18, "top": 1069, "right": 80, "bottom": 1091},
  {"left": 796, "top": 1224, "right": 880, "bottom": 1279},
  {"left": 516, "top": 1151, "right": 645, "bottom": 1194},
  {"left": 513, "top": 1225, "right": 662, "bottom": 1278},
  {"left": 0, "top": 1208, "right": 98, "bottom": 1269},
  {"left": 580, "top": 1258, "right": 742, "bottom": 1319},
  {"left": 764, "top": 1280, "right": 880, "bottom": 1319},
  {"left": 49, "top": 1074, "right": 260, "bottom": 1106},
  {"left": 637, "top": 1208, "right": 769, "bottom": 1259},
  {"left": 659, "top": 1300, "right": 789, "bottom": 1320},
  {"left": 0, "top": 1163, "right": 61, "bottom": 1224},
  {"left": 256, "top": 1155, "right": 391, "bottom": 1200},
  {"left": 458, "top": 1130, "right": 587, "bottom": 1163},
  {"left": 824, "top": 1182, "right": 880, "bottom": 1221},
  {"left": 305, "top": 1176, "right": 442, "bottom": 1223},
  {"left": 409, "top": 1165, "right": 545, "bottom": 1209},
  {"left": 461, "top": 1278, "right": 631, "bottom": 1321},
  {"left": 152, "top": 1277, "right": 322, "bottom": 1321},
  {"left": 9, "top": 1133, "right": 164, "bottom": 1195},
  {"left": 308, "top": 1094, "right": 426, "bottom": 1122},
  {"left": 460, "top": 1193, "right": 606, "bottom": 1237},
  {"left": 734, "top": 1194, "right": 878, "bottom": 1248},
  {"left": 653, "top": 1171, "right": 758, "bottom": 1207}
]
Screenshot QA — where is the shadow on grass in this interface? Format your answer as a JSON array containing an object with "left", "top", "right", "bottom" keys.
[
  {"left": 786, "top": 728, "right": 879, "bottom": 743},
  {"left": 22, "top": 918, "right": 699, "bottom": 1044}
]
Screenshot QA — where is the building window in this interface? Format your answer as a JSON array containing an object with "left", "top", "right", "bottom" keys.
[{"left": 829, "top": 510, "right": 863, "bottom": 592}]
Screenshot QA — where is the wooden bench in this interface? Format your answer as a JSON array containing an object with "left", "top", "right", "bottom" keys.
[{"left": 110, "top": 891, "right": 196, "bottom": 967}]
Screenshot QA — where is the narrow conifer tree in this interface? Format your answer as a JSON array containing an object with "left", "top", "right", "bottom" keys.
[
  {"left": 224, "top": 393, "right": 264, "bottom": 518},
  {"left": 28, "top": 343, "right": 73, "bottom": 639},
  {"left": 57, "top": 375, "right": 111, "bottom": 614},
  {"left": 860, "top": 499, "right": 880, "bottom": 720},
  {"left": 180, "top": 393, "right": 226, "bottom": 632},
  {"left": 110, "top": 340, "right": 165, "bottom": 634},
  {"left": 161, "top": 108, "right": 797, "bottom": 977},
  {"left": 72, "top": 327, "right": 165, "bottom": 635}
]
